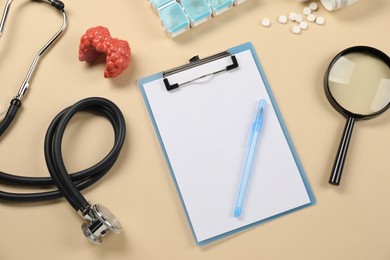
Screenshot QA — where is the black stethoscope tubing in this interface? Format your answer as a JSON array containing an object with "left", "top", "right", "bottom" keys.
[{"left": 0, "top": 97, "right": 126, "bottom": 213}]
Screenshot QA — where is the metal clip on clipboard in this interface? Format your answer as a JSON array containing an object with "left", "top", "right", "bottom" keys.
[{"left": 163, "top": 51, "right": 239, "bottom": 91}]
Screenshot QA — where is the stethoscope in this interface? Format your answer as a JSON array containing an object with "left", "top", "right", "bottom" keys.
[{"left": 0, "top": 0, "right": 125, "bottom": 245}]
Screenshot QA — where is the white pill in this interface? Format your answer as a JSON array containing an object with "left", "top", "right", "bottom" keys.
[
  {"left": 295, "top": 14, "right": 303, "bottom": 23},
  {"left": 309, "top": 2, "right": 318, "bottom": 11},
  {"left": 292, "top": 25, "right": 301, "bottom": 34},
  {"left": 303, "top": 7, "right": 312, "bottom": 15},
  {"left": 299, "top": 21, "right": 308, "bottom": 30},
  {"left": 289, "top": 12, "right": 297, "bottom": 21},
  {"left": 278, "top": 15, "right": 288, "bottom": 24},
  {"left": 316, "top": 16, "right": 325, "bottom": 25},
  {"left": 261, "top": 18, "right": 271, "bottom": 27},
  {"left": 307, "top": 13, "right": 316, "bottom": 22}
]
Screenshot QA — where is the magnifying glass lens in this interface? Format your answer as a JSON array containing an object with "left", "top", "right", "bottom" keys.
[{"left": 328, "top": 52, "right": 390, "bottom": 115}]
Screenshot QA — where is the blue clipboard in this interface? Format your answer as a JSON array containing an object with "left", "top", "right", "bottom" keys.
[{"left": 138, "top": 42, "right": 315, "bottom": 246}]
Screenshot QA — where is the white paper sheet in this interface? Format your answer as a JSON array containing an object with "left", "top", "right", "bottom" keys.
[{"left": 140, "top": 48, "right": 313, "bottom": 244}]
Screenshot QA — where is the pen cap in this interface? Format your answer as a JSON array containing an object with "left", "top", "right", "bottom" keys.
[{"left": 254, "top": 99, "right": 266, "bottom": 131}]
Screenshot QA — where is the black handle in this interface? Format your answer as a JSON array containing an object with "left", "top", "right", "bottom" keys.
[
  {"left": 0, "top": 98, "right": 21, "bottom": 137},
  {"left": 329, "top": 116, "right": 355, "bottom": 186}
]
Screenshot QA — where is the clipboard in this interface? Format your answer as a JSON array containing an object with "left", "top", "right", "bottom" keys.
[{"left": 138, "top": 42, "right": 315, "bottom": 245}]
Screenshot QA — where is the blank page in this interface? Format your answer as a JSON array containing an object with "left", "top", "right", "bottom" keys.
[{"left": 140, "top": 47, "right": 313, "bottom": 244}]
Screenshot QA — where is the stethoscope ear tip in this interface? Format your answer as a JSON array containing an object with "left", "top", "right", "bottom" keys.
[
  {"left": 30, "top": 0, "right": 65, "bottom": 11},
  {"left": 50, "top": 0, "right": 65, "bottom": 11}
]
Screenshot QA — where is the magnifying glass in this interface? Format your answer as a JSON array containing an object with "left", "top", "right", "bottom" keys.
[{"left": 324, "top": 46, "right": 390, "bottom": 186}]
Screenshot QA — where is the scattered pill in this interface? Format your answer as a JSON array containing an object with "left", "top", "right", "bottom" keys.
[
  {"left": 309, "top": 2, "right": 318, "bottom": 11},
  {"left": 278, "top": 15, "right": 288, "bottom": 24},
  {"left": 289, "top": 12, "right": 297, "bottom": 21},
  {"left": 316, "top": 16, "right": 325, "bottom": 25},
  {"left": 299, "top": 21, "right": 308, "bottom": 30},
  {"left": 261, "top": 3, "right": 326, "bottom": 35},
  {"left": 303, "top": 7, "right": 312, "bottom": 15},
  {"left": 295, "top": 14, "right": 303, "bottom": 23},
  {"left": 261, "top": 18, "right": 271, "bottom": 27},
  {"left": 292, "top": 25, "right": 301, "bottom": 34},
  {"left": 307, "top": 13, "right": 316, "bottom": 22}
]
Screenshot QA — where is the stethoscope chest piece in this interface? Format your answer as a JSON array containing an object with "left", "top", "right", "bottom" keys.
[{"left": 81, "top": 204, "right": 122, "bottom": 245}]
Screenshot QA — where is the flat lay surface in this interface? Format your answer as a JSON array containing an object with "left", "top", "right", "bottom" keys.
[{"left": 0, "top": 0, "right": 389, "bottom": 259}]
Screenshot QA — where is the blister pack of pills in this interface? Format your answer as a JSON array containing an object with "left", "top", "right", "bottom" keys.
[{"left": 148, "top": 0, "right": 247, "bottom": 37}]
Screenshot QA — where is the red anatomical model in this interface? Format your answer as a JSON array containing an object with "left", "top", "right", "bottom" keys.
[{"left": 79, "top": 26, "right": 131, "bottom": 78}]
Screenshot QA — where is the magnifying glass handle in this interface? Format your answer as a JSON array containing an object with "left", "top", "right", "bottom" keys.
[{"left": 329, "top": 117, "right": 355, "bottom": 186}]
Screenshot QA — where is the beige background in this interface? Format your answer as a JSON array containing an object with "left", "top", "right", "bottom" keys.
[{"left": 1, "top": 0, "right": 389, "bottom": 259}]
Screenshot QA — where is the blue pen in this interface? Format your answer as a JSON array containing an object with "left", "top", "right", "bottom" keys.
[{"left": 234, "top": 99, "right": 266, "bottom": 218}]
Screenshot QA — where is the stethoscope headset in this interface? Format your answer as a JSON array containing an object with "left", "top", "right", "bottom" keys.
[{"left": 0, "top": 0, "right": 126, "bottom": 244}]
